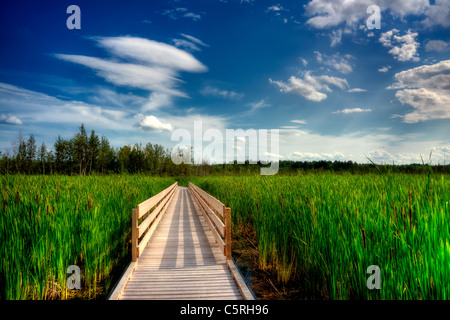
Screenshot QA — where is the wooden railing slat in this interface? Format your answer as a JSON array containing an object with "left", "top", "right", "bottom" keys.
[
  {"left": 190, "top": 185, "right": 225, "bottom": 237},
  {"left": 137, "top": 182, "right": 177, "bottom": 219},
  {"left": 137, "top": 185, "right": 177, "bottom": 238},
  {"left": 137, "top": 186, "right": 177, "bottom": 257},
  {"left": 189, "top": 182, "right": 224, "bottom": 218},
  {"left": 188, "top": 182, "right": 230, "bottom": 259}
]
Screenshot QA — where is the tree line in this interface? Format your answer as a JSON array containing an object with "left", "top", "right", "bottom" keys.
[
  {"left": 0, "top": 124, "right": 191, "bottom": 176},
  {"left": 0, "top": 124, "right": 448, "bottom": 176}
]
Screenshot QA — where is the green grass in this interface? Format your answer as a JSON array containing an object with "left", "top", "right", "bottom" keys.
[
  {"left": 2, "top": 172, "right": 449, "bottom": 300},
  {"left": 0, "top": 174, "right": 175, "bottom": 299},
  {"left": 193, "top": 172, "right": 450, "bottom": 299}
]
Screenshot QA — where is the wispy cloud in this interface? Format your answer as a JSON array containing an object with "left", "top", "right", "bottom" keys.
[
  {"left": 270, "top": 71, "right": 349, "bottom": 102},
  {"left": 248, "top": 99, "right": 270, "bottom": 112},
  {"left": 314, "top": 51, "right": 354, "bottom": 74},
  {"left": 348, "top": 88, "right": 367, "bottom": 93},
  {"left": 333, "top": 108, "right": 372, "bottom": 114},
  {"left": 291, "top": 119, "right": 307, "bottom": 124},
  {"left": 200, "top": 86, "right": 243, "bottom": 100},
  {"left": 160, "top": 8, "right": 204, "bottom": 21},
  {"left": 425, "top": 40, "right": 449, "bottom": 52},
  {"left": 55, "top": 36, "right": 207, "bottom": 100}
]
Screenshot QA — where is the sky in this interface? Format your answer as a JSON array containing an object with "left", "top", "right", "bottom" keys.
[{"left": 0, "top": 0, "right": 449, "bottom": 165}]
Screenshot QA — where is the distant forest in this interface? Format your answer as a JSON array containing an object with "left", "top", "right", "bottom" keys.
[{"left": 0, "top": 124, "right": 448, "bottom": 176}]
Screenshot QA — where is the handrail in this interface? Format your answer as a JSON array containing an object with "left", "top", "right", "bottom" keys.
[
  {"left": 108, "top": 181, "right": 178, "bottom": 300},
  {"left": 188, "top": 182, "right": 231, "bottom": 260},
  {"left": 132, "top": 182, "right": 178, "bottom": 261}
]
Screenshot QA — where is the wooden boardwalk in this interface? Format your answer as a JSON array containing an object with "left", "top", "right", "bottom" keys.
[{"left": 109, "top": 186, "right": 254, "bottom": 300}]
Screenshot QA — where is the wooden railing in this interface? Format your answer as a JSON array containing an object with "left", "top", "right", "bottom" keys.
[
  {"left": 132, "top": 182, "right": 178, "bottom": 262},
  {"left": 188, "top": 182, "right": 231, "bottom": 260}
]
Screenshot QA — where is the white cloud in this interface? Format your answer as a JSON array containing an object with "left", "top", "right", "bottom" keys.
[
  {"left": 142, "top": 92, "right": 172, "bottom": 112},
  {"left": 422, "top": 0, "right": 450, "bottom": 29},
  {"left": 270, "top": 72, "right": 348, "bottom": 102},
  {"left": 248, "top": 99, "right": 270, "bottom": 112},
  {"left": 183, "top": 12, "right": 202, "bottom": 21},
  {"left": 388, "top": 60, "right": 450, "bottom": 123},
  {"left": 200, "top": 86, "right": 243, "bottom": 100},
  {"left": 289, "top": 151, "right": 347, "bottom": 161},
  {"left": 425, "top": 40, "right": 449, "bottom": 52},
  {"left": 139, "top": 115, "right": 174, "bottom": 132},
  {"left": 55, "top": 36, "right": 208, "bottom": 102},
  {"left": 161, "top": 8, "right": 203, "bottom": 21},
  {"left": 348, "top": 88, "right": 367, "bottom": 93},
  {"left": 379, "top": 29, "right": 420, "bottom": 62},
  {"left": 55, "top": 54, "right": 184, "bottom": 97},
  {"left": 172, "top": 38, "right": 201, "bottom": 52},
  {"left": 291, "top": 119, "right": 307, "bottom": 124},
  {"left": 333, "top": 108, "right": 372, "bottom": 114},
  {"left": 330, "top": 29, "right": 342, "bottom": 47},
  {"left": 266, "top": 4, "right": 284, "bottom": 13},
  {"left": 300, "top": 58, "right": 308, "bottom": 67},
  {"left": 314, "top": 51, "right": 354, "bottom": 74},
  {"left": 0, "top": 82, "right": 133, "bottom": 132},
  {"left": 378, "top": 66, "right": 392, "bottom": 73},
  {"left": 277, "top": 125, "right": 448, "bottom": 164},
  {"left": 304, "top": 0, "right": 430, "bottom": 29},
  {"left": 270, "top": 76, "right": 326, "bottom": 102},
  {"left": 180, "top": 34, "right": 209, "bottom": 47},
  {"left": 0, "top": 114, "right": 23, "bottom": 125},
  {"left": 95, "top": 36, "right": 207, "bottom": 73}
]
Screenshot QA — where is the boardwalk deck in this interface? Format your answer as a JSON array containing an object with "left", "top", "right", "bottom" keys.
[{"left": 110, "top": 186, "right": 252, "bottom": 300}]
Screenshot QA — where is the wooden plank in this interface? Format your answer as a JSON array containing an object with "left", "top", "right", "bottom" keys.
[
  {"left": 131, "top": 209, "right": 137, "bottom": 262},
  {"left": 225, "top": 207, "right": 231, "bottom": 260},
  {"left": 227, "top": 259, "right": 255, "bottom": 300},
  {"left": 114, "top": 187, "right": 245, "bottom": 301},
  {"left": 107, "top": 261, "right": 137, "bottom": 300}
]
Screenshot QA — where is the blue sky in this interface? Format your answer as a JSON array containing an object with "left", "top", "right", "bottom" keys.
[{"left": 0, "top": 0, "right": 449, "bottom": 164}]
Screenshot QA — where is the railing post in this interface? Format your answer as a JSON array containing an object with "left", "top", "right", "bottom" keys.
[
  {"left": 131, "top": 208, "right": 137, "bottom": 262},
  {"left": 225, "top": 206, "right": 231, "bottom": 260}
]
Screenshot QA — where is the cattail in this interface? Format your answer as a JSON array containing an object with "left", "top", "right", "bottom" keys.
[
  {"left": 15, "top": 191, "right": 20, "bottom": 204},
  {"left": 312, "top": 202, "right": 316, "bottom": 225},
  {"left": 401, "top": 207, "right": 406, "bottom": 231},
  {"left": 361, "top": 227, "right": 366, "bottom": 249},
  {"left": 408, "top": 189, "right": 412, "bottom": 230}
]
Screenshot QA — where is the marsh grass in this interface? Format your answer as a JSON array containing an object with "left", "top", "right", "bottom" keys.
[
  {"left": 0, "top": 174, "right": 174, "bottom": 299},
  {"left": 194, "top": 172, "right": 449, "bottom": 299}
]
